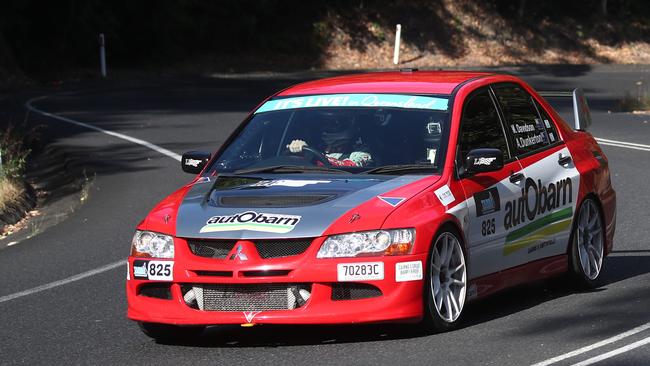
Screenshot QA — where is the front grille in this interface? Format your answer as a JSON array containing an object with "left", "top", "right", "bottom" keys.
[
  {"left": 186, "top": 238, "right": 313, "bottom": 259},
  {"left": 254, "top": 239, "right": 313, "bottom": 259},
  {"left": 217, "top": 195, "right": 333, "bottom": 207},
  {"left": 182, "top": 284, "right": 311, "bottom": 311},
  {"left": 187, "top": 240, "right": 233, "bottom": 258},
  {"left": 331, "top": 283, "right": 382, "bottom": 301}
]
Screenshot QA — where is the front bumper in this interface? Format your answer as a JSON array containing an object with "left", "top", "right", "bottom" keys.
[{"left": 126, "top": 237, "right": 427, "bottom": 325}]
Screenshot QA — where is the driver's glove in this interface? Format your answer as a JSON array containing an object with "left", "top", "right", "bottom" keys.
[{"left": 287, "top": 140, "right": 308, "bottom": 153}]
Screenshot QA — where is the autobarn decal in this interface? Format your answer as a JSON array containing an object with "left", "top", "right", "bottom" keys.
[
  {"left": 474, "top": 187, "right": 500, "bottom": 217},
  {"left": 504, "top": 177, "right": 572, "bottom": 230},
  {"left": 199, "top": 211, "right": 301, "bottom": 233}
]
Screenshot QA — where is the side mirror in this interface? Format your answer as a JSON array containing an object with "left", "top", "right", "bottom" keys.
[
  {"left": 181, "top": 151, "right": 211, "bottom": 174},
  {"left": 465, "top": 148, "right": 503, "bottom": 174}
]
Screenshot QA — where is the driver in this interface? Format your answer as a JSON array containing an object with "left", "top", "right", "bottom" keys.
[{"left": 286, "top": 112, "right": 372, "bottom": 167}]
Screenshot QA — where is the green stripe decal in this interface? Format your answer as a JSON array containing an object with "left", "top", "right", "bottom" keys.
[
  {"left": 502, "top": 207, "right": 573, "bottom": 255},
  {"left": 506, "top": 207, "right": 573, "bottom": 243},
  {"left": 503, "top": 219, "right": 572, "bottom": 255}
]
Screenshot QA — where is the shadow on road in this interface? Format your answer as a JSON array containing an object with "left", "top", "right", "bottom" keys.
[{"left": 152, "top": 254, "right": 650, "bottom": 348}]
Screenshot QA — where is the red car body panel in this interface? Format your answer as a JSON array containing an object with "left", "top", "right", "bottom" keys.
[{"left": 127, "top": 71, "right": 616, "bottom": 326}]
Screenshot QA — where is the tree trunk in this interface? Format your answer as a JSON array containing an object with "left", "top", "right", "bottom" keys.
[
  {"left": 601, "top": 0, "right": 608, "bottom": 15},
  {"left": 518, "top": 0, "right": 527, "bottom": 19}
]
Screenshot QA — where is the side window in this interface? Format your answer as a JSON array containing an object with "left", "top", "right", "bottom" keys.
[
  {"left": 493, "top": 85, "right": 550, "bottom": 156},
  {"left": 458, "top": 90, "right": 510, "bottom": 163},
  {"left": 534, "top": 100, "right": 560, "bottom": 144}
]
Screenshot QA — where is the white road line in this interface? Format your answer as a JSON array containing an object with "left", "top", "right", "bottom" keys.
[
  {"left": 531, "top": 322, "right": 650, "bottom": 366},
  {"left": 595, "top": 138, "right": 650, "bottom": 152},
  {"left": 25, "top": 95, "right": 182, "bottom": 162},
  {"left": 571, "top": 335, "right": 650, "bottom": 366},
  {"left": 0, "top": 260, "right": 124, "bottom": 304},
  {"left": 0, "top": 93, "right": 182, "bottom": 305}
]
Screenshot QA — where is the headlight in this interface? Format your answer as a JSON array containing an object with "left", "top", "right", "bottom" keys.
[
  {"left": 317, "top": 228, "right": 415, "bottom": 258},
  {"left": 130, "top": 230, "right": 174, "bottom": 258}
]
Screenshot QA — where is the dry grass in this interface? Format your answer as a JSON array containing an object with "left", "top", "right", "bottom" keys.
[{"left": 0, "top": 177, "right": 23, "bottom": 212}]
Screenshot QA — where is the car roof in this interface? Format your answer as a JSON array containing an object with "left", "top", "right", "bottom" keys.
[{"left": 277, "top": 70, "right": 493, "bottom": 96}]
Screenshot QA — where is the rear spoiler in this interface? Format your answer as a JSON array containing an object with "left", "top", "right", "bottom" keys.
[{"left": 538, "top": 88, "right": 592, "bottom": 131}]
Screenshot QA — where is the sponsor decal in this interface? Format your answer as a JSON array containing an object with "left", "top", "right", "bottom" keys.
[
  {"left": 544, "top": 119, "right": 551, "bottom": 129},
  {"left": 434, "top": 185, "right": 455, "bottom": 206},
  {"left": 503, "top": 208, "right": 572, "bottom": 255},
  {"left": 510, "top": 122, "right": 536, "bottom": 134},
  {"left": 249, "top": 179, "right": 330, "bottom": 188},
  {"left": 132, "top": 260, "right": 174, "bottom": 281},
  {"left": 395, "top": 261, "right": 423, "bottom": 282},
  {"left": 243, "top": 311, "right": 261, "bottom": 323},
  {"left": 474, "top": 187, "right": 501, "bottom": 217},
  {"left": 502, "top": 176, "right": 574, "bottom": 255},
  {"left": 378, "top": 196, "right": 405, "bottom": 207},
  {"left": 504, "top": 177, "right": 573, "bottom": 230},
  {"left": 527, "top": 238, "right": 556, "bottom": 254},
  {"left": 473, "top": 157, "right": 497, "bottom": 166},
  {"left": 254, "top": 93, "right": 449, "bottom": 114},
  {"left": 200, "top": 211, "right": 301, "bottom": 233},
  {"left": 515, "top": 133, "right": 546, "bottom": 149},
  {"left": 184, "top": 158, "right": 202, "bottom": 167}
]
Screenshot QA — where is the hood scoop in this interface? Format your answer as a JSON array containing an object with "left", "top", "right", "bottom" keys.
[{"left": 211, "top": 194, "right": 335, "bottom": 208}]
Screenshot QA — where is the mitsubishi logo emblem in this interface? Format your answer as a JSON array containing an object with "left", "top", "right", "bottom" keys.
[{"left": 230, "top": 244, "right": 248, "bottom": 261}]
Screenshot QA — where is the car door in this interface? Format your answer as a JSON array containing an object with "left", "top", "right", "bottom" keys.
[
  {"left": 492, "top": 83, "right": 580, "bottom": 267},
  {"left": 456, "top": 87, "right": 526, "bottom": 280}
]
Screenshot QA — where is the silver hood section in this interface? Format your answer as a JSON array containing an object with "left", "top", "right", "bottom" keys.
[{"left": 175, "top": 175, "right": 425, "bottom": 239}]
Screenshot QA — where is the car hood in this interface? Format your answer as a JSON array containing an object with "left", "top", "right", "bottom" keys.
[{"left": 174, "top": 174, "right": 436, "bottom": 239}]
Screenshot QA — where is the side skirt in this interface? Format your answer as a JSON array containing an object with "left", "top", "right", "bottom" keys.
[{"left": 467, "top": 255, "right": 568, "bottom": 301}]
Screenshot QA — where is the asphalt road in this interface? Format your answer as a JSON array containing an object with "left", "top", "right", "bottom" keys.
[{"left": 1, "top": 65, "right": 649, "bottom": 365}]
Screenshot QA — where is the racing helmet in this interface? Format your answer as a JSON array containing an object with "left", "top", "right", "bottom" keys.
[{"left": 320, "top": 112, "right": 357, "bottom": 148}]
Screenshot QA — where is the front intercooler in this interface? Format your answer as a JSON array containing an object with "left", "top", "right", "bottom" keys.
[{"left": 182, "top": 284, "right": 311, "bottom": 311}]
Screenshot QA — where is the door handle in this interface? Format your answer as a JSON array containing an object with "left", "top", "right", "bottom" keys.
[
  {"left": 509, "top": 172, "right": 524, "bottom": 183},
  {"left": 558, "top": 154, "right": 572, "bottom": 166}
]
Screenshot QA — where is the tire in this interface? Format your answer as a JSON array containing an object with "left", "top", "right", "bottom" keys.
[
  {"left": 569, "top": 198, "right": 605, "bottom": 288},
  {"left": 138, "top": 322, "right": 205, "bottom": 342},
  {"left": 422, "top": 227, "right": 468, "bottom": 332}
]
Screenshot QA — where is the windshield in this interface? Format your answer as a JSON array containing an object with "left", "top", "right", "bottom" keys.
[{"left": 208, "top": 93, "right": 451, "bottom": 175}]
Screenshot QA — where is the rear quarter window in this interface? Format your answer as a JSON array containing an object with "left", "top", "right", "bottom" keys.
[
  {"left": 493, "top": 84, "right": 550, "bottom": 156},
  {"left": 533, "top": 100, "right": 561, "bottom": 144}
]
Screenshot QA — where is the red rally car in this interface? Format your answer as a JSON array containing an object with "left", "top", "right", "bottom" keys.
[{"left": 126, "top": 70, "right": 616, "bottom": 340}]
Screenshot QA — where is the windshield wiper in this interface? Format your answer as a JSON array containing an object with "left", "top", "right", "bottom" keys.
[
  {"left": 361, "top": 164, "right": 439, "bottom": 175},
  {"left": 233, "top": 165, "right": 348, "bottom": 175}
]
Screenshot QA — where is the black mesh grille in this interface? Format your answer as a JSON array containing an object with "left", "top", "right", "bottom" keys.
[
  {"left": 254, "top": 239, "right": 313, "bottom": 259},
  {"left": 187, "top": 240, "right": 233, "bottom": 259},
  {"left": 218, "top": 195, "right": 333, "bottom": 207},
  {"left": 187, "top": 238, "right": 312, "bottom": 259},
  {"left": 185, "top": 284, "right": 311, "bottom": 311},
  {"left": 331, "top": 283, "right": 382, "bottom": 301}
]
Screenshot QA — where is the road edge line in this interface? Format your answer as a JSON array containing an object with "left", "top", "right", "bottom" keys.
[
  {"left": 0, "top": 260, "right": 124, "bottom": 304},
  {"left": 530, "top": 322, "right": 650, "bottom": 366},
  {"left": 25, "top": 95, "right": 182, "bottom": 162},
  {"left": 571, "top": 335, "right": 650, "bottom": 366}
]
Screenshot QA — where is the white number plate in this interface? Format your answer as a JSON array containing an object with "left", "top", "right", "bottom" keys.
[
  {"left": 337, "top": 262, "right": 384, "bottom": 281},
  {"left": 133, "top": 260, "right": 174, "bottom": 281}
]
